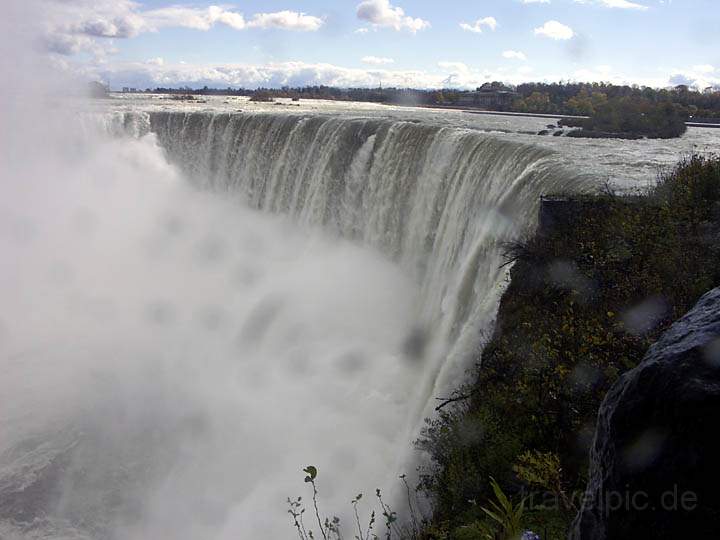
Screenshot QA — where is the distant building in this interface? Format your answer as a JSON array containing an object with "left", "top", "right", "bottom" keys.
[{"left": 456, "top": 85, "right": 518, "bottom": 109}]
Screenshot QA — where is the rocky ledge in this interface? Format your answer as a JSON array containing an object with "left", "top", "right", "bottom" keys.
[{"left": 572, "top": 287, "right": 720, "bottom": 539}]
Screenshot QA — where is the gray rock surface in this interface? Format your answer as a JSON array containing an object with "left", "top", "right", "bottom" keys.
[{"left": 571, "top": 287, "right": 720, "bottom": 539}]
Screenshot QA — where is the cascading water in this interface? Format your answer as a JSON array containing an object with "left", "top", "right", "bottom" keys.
[
  {"left": 146, "top": 111, "right": 587, "bottom": 419},
  {"left": 0, "top": 108, "right": 590, "bottom": 540}
]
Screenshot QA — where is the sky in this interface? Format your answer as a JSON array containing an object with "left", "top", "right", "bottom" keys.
[{"left": 36, "top": 0, "right": 720, "bottom": 90}]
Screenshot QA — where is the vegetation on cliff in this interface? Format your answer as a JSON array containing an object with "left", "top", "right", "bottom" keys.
[{"left": 417, "top": 155, "right": 720, "bottom": 539}]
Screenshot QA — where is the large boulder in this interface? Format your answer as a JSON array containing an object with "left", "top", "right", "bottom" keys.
[{"left": 571, "top": 287, "right": 720, "bottom": 539}]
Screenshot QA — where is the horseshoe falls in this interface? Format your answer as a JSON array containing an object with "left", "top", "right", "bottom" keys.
[
  {"left": 0, "top": 108, "right": 588, "bottom": 540},
  {"left": 146, "top": 111, "right": 585, "bottom": 415}
]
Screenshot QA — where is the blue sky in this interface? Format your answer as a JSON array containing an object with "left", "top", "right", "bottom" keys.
[{"left": 43, "top": 0, "right": 720, "bottom": 89}]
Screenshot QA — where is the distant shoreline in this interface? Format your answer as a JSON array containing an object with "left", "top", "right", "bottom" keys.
[{"left": 111, "top": 92, "right": 720, "bottom": 128}]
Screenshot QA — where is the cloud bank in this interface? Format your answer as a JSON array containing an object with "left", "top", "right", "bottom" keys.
[
  {"left": 62, "top": 57, "right": 719, "bottom": 93},
  {"left": 42, "top": 0, "right": 325, "bottom": 57}
]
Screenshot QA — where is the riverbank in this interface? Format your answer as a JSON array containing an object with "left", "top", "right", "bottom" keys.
[{"left": 418, "top": 155, "right": 720, "bottom": 539}]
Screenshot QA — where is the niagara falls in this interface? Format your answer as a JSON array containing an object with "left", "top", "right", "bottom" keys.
[{"left": 2, "top": 1, "right": 720, "bottom": 539}]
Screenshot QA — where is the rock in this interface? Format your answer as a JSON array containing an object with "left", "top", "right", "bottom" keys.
[
  {"left": 566, "top": 129, "right": 643, "bottom": 140},
  {"left": 571, "top": 287, "right": 720, "bottom": 539},
  {"left": 553, "top": 130, "right": 564, "bottom": 136},
  {"left": 537, "top": 129, "right": 550, "bottom": 136}
]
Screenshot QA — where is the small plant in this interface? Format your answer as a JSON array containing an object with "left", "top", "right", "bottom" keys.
[
  {"left": 479, "top": 477, "right": 527, "bottom": 540},
  {"left": 288, "top": 467, "right": 429, "bottom": 540},
  {"left": 288, "top": 466, "right": 344, "bottom": 540},
  {"left": 351, "top": 493, "right": 377, "bottom": 540}
]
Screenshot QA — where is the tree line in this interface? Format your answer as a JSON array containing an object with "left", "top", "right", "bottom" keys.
[{"left": 134, "top": 82, "right": 720, "bottom": 119}]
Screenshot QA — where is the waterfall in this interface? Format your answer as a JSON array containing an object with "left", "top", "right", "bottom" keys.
[
  {"left": 0, "top": 108, "right": 591, "bottom": 540},
  {"left": 146, "top": 111, "right": 588, "bottom": 421}
]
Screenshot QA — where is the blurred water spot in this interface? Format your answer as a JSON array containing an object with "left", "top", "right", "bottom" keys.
[
  {"left": 576, "top": 422, "right": 596, "bottom": 453},
  {"left": 237, "top": 296, "right": 284, "bottom": 344},
  {"left": 458, "top": 416, "right": 485, "bottom": 446},
  {"left": 548, "top": 260, "right": 594, "bottom": 301},
  {"left": 194, "top": 234, "right": 226, "bottom": 263},
  {"left": 162, "top": 214, "right": 187, "bottom": 237},
  {"left": 703, "top": 338, "right": 720, "bottom": 368},
  {"left": 402, "top": 326, "right": 428, "bottom": 361},
  {"left": 145, "top": 301, "right": 177, "bottom": 326},
  {"left": 194, "top": 306, "right": 226, "bottom": 332},
  {"left": 623, "top": 428, "right": 668, "bottom": 471},
  {"left": 231, "top": 265, "right": 260, "bottom": 288},
  {"left": 336, "top": 351, "right": 366, "bottom": 374},
  {"left": 621, "top": 296, "right": 668, "bottom": 336},
  {"left": 570, "top": 362, "right": 601, "bottom": 389}
]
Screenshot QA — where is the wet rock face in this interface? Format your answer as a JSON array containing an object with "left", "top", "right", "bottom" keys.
[{"left": 572, "top": 287, "right": 720, "bottom": 540}]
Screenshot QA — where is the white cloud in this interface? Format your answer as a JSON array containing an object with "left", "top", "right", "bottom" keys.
[
  {"left": 141, "top": 7, "right": 325, "bottom": 32},
  {"left": 459, "top": 17, "right": 498, "bottom": 33},
  {"left": 141, "top": 6, "right": 246, "bottom": 32},
  {"left": 356, "top": 0, "right": 430, "bottom": 33},
  {"left": 502, "top": 50, "right": 527, "bottom": 61},
  {"left": 84, "top": 59, "right": 506, "bottom": 90},
  {"left": 246, "top": 11, "right": 324, "bottom": 31},
  {"left": 573, "top": 0, "right": 648, "bottom": 10},
  {"left": 362, "top": 56, "right": 395, "bottom": 65},
  {"left": 64, "top": 56, "right": 708, "bottom": 92},
  {"left": 534, "top": 20, "right": 575, "bottom": 40},
  {"left": 95, "top": 60, "right": 447, "bottom": 89},
  {"left": 41, "top": 0, "right": 325, "bottom": 57}
]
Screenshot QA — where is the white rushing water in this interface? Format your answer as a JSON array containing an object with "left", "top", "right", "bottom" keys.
[
  {"left": 1, "top": 102, "right": 586, "bottom": 540},
  {"left": 3, "top": 91, "right": 718, "bottom": 539}
]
